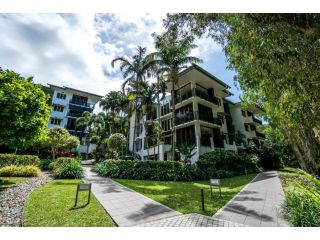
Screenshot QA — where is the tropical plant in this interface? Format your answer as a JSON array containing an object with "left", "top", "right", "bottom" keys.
[
  {"left": 0, "top": 154, "right": 40, "bottom": 167},
  {"left": 49, "top": 157, "right": 83, "bottom": 179},
  {"left": 0, "top": 69, "right": 51, "bottom": 150},
  {"left": 76, "top": 111, "right": 103, "bottom": 159},
  {"left": 164, "top": 13, "right": 320, "bottom": 175},
  {"left": 148, "top": 29, "right": 202, "bottom": 160},
  {"left": 175, "top": 143, "right": 196, "bottom": 164},
  {"left": 111, "top": 46, "right": 155, "bottom": 153}
]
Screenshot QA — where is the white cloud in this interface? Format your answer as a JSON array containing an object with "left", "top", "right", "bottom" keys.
[{"left": 0, "top": 13, "right": 228, "bottom": 104}]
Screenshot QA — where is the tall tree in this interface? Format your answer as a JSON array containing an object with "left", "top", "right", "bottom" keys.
[
  {"left": 164, "top": 13, "right": 320, "bottom": 174},
  {"left": 100, "top": 91, "right": 124, "bottom": 133},
  {"left": 0, "top": 69, "right": 51, "bottom": 150},
  {"left": 76, "top": 111, "right": 101, "bottom": 159},
  {"left": 111, "top": 46, "right": 154, "bottom": 154},
  {"left": 148, "top": 30, "right": 202, "bottom": 160}
]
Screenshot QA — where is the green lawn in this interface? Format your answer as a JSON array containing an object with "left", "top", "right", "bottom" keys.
[
  {"left": 23, "top": 179, "right": 115, "bottom": 227},
  {"left": 0, "top": 177, "right": 26, "bottom": 189},
  {"left": 115, "top": 173, "right": 256, "bottom": 216}
]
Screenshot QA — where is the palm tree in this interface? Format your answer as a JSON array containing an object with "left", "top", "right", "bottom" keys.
[
  {"left": 99, "top": 91, "right": 123, "bottom": 133},
  {"left": 111, "top": 46, "right": 155, "bottom": 154},
  {"left": 148, "top": 29, "right": 202, "bottom": 160},
  {"left": 134, "top": 81, "right": 157, "bottom": 159},
  {"left": 76, "top": 111, "right": 101, "bottom": 159}
]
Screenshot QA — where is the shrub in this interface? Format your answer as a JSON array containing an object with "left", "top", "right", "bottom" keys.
[
  {"left": 51, "top": 157, "right": 83, "bottom": 179},
  {"left": 92, "top": 160, "right": 198, "bottom": 181},
  {"left": 0, "top": 154, "right": 40, "bottom": 167},
  {"left": 40, "top": 159, "right": 53, "bottom": 171},
  {"left": 197, "top": 150, "right": 260, "bottom": 178},
  {"left": 56, "top": 150, "right": 75, "bottom": 158},
  {"left": 282, "top": 187, "right": 320, "bottom": 226},
  {"left": 0, "top": 165, "right": 40, "bottom": 177}
]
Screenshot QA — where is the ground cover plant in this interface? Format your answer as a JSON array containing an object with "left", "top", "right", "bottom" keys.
[
  {"left": 115, "top": 173, "right": 256, "bottom": 216},
  {"left": 279, "top": 168, "right": 320, "bottom": 226},
  {"left": 0, "top": 165, "right": 40, "bottom": 177},
  {"left": 0, "top": 154, "right": 40, "bottom": 167},
  {"left": 23, "top": 179, "right": 115, "bottom": 227}
]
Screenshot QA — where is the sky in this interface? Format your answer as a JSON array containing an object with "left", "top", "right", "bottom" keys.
[{"left": 0, "top": 13, "right": 242, "bottom": 106}]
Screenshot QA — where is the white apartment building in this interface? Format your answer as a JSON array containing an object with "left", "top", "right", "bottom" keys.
[
  {"left": 42, "top": 84, "right": 102, "bottom": 154},
  {"left": 128, "top": 64, "right": 264, "bottom": 163}
]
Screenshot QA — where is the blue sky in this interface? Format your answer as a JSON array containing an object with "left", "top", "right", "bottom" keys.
[{"left": 0, "top": 13, "right": 242, "bottom": 104}]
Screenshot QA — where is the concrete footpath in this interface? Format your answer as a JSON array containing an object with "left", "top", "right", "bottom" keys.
[
  {"left": 83, "top": 166, "right": 180, "bottom": 226},
  {"left": 213, "top": 171, "right": 290, "bottom": 227}
]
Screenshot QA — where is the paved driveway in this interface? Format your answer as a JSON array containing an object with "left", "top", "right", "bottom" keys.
[
  {"left": 83, "top": 167, "right": 180, "bottom": 226},
  {"left": 213, "top": 171, "right": 290, "bottom": 227}
]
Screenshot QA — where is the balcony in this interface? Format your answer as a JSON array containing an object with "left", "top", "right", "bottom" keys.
[
  {"left": 175, "top": 88, "right": 220, "bottom": 106},
  {"left": 256, "top": 131, "right": 265, "bottom": 138},
  {"left": 253, "top": 116, "right": 262, "bottom": 125},
  {"left": 175, "top": 111, "right": 222, "bottom": 126},
  {"left": 69, "top": 99, "right": 94, "bottom": 109},
  {"left": 67, "top": 111, "right": 83, "bottom": 118},
  {"left": 201, "top": 135, "right": 211, "bottom": 147}
]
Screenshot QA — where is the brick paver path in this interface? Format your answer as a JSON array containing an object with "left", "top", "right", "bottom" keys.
[
  {"left": 213, "top": 171, "right": 290, "bottom": 227},
  {"left": 134, "top": 213, "right": 247, "bottom": 227},
  {"left": 83, "top": 166, "right": 180, "bottom": 226}
]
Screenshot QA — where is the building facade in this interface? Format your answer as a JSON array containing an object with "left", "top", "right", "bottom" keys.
[
  {"left": 42, "top": 84, "right": 102, "bottom": 154},
  {"left": 128, "top": 64, "right": 265, "bottom": 163}
]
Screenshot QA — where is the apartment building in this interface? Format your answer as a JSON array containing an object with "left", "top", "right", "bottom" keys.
[
  {"left": 42, "top": 84, "right": 102, "bottom": 154},
  {"left": 128, "top": 64, "right": 265, "bottom": 163}
]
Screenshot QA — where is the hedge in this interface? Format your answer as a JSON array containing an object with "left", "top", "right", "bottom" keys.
[
  {"left": 0, "top": 165, "right": 41, "bottom": 177},
  {"left": 197, "top": 150, "right": 261, "bottom": 178},
  {"left": 92, "top": 160, "right": 198, "bottom": 181},
  {"left": 0, "top": 154, "right": 40, "bottom": 167},
  {"left": 93, "top": 150, "right": 261, "bottom": 181}
]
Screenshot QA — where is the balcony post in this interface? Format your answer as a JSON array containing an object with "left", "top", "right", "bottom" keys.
[{"left": 210, "top": 137, "right": 214, "bottom": 149}]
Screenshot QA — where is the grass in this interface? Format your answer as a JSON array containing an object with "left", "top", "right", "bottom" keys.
[
  {"left": 23, "top": 179, "right": 115, "bottom": 227},
  {"left": 0, "top": 177, "right": 26, "bottom": 189},
  {"left": 115, "top": 173, "right": 256, "bottom": 216},
  {"left": 278, "top": 167, "right": 320, "bottom": 226}
]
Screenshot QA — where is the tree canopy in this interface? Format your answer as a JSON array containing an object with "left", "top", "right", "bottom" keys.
[
  {"left": 164, "top": 13, "right": 320, "bottom": 174},
  {"left": 0, "top": 69, "right": 51, "bottom": 149}
]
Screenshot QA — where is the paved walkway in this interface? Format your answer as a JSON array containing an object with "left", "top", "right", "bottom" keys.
[
  {"left": 213, "top": 171, "right": 290, "bottom": 227},
  {"left": 134, "top": 213, "right": 246, "bottom": 227},
  {"left": 83, "top": 167, "right": 180, "bottom": 226}
]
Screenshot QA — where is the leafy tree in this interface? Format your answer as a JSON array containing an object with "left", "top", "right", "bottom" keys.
[
  {"left": 0, "top": 69, "right": 50, "bottom": 150},
  {"left": 107, "top": 133, "right": 127, "bottom": 159},
  {"left": 43, "top": 127, "right": 80, "bottom": 160},
  {"left": 164, "top": 13, "right": 320, "bottom": 174},
  {"left": 66, "top": 136, "right": 80, "bottom": 151},
  {"left": 148, "top": 29, "right": 202, "bottom": 160}
]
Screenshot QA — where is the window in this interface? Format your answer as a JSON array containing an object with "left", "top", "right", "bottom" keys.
[
  {"left": 50, "top": 118, "right": 62, "bottom": 125},
  {"left": 57, "top": 92, "right": 66, "bottom": 99},
  {"left": 217, "top": 98, "right": 221, "bottom": 106},
  {"left": 53, "top": 105, "right": 64, "bottom": 112},
  {"left": 218, "top": 115, "right": 224, "bottom": 124},
  {"left": 244, "top": 124, "right": 250, "bottom": 131},
  {"left": 241, "top": 110, "right": 246, "bottom": 117},
  {"left": 135, "top": 139, "right": 142, "bottom": 151}
]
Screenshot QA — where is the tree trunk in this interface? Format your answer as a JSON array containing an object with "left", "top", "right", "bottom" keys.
[
  {"left": 52, "top": 147, "right": 55, "bottom": 160},
  {"left": 171, "top": 80, "right": 176, "bottom": 160},
  {"left": 157, "top": 77, "right": 161, "bottom": 161}
]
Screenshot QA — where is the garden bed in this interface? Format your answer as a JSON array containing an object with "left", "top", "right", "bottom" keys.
[{"left": 278, "top": 168, "right": 320, "bottom": 227}]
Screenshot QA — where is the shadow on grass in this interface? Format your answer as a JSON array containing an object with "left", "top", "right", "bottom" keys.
[{"left": 69, "top": 203, "right": 90, "bottom": 210}]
